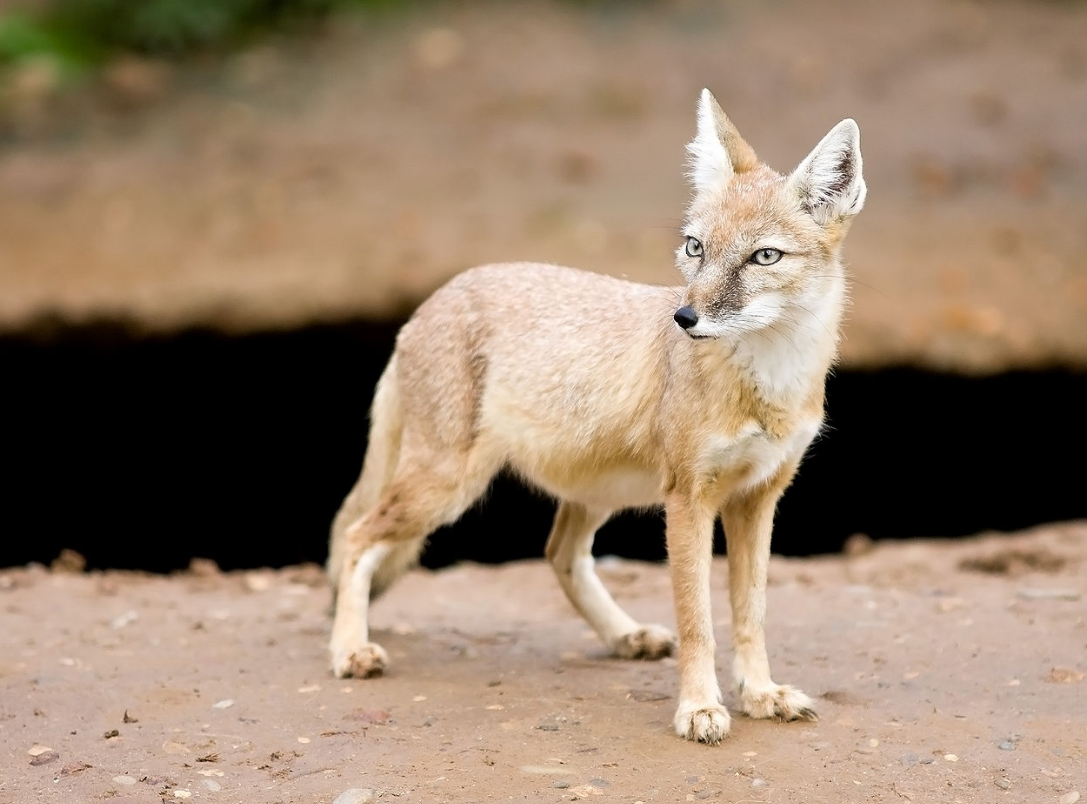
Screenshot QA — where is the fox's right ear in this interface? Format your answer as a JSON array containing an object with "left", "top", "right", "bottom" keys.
[
  {"left": 686, "top": 89, "right": 759, "bottom": 192},
  {"left": 789, "top": 119, "right": 866, "bottom": 225}
]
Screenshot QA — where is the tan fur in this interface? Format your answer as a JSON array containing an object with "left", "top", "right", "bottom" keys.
[{"left": 327, "top": 90, "right": 865, "bottom": 742}]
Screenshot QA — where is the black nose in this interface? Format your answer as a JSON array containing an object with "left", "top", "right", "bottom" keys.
[{"left": 673, "top": 306, "right": 699, "bottom": 330}]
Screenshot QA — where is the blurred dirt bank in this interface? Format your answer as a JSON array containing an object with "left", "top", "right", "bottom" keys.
[{"left": 1, "top": 0, "right": 1085, "bottom": 372}]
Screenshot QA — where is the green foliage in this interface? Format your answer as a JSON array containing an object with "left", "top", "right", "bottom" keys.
[{"left": 0, "top": 0, "right": 412, "bottom": 80}]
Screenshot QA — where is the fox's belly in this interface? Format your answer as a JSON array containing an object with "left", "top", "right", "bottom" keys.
[{"left": 515, "top": 461, "right": 664, "bottom": 512}]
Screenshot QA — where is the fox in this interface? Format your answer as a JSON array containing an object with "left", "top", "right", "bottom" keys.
[{"left": 327, "top": 89, "right": 865, "bottom": 744}]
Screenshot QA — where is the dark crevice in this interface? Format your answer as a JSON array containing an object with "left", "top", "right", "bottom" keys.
[{"left": 2, "top": 319, "right": 1085, "bottom": 572}]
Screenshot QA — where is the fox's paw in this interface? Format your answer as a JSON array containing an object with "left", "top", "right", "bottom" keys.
[
  {"left": 612, "top": 625, "right": 677, "bottom": 660},
  {"left": 331, "top": 642, "right": 389, "bottom": 679},
  {"left": 673, "top": 702, "right": 731, "bottom": 744},
  {"left": 739, "top": 682, "right": 817, "bottom": 722}
]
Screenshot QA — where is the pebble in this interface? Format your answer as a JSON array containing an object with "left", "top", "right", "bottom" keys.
[
  {"left": 1059, "top": 793, "right": 1080, "bottom": 804},
  {"left": 994, "top": 778, "right": 1012, "bottom": 790},
  {"left": 751, "top": 778, "right": 768, "bottom": 788},
  {"left": 29, "top": 749, "right": 59, "bottom": 766},
  {"left": 212, "top": 699, "right": 234, "bottom": 710},
  {"left": 112, "top": 775, "right": 137, "bottom": 786},
  {"left": 111, "top": 610, "right": 139, "bottom": 629},
  {"left": 899, "top": 753, "right": 919, "bottom": 766},
  {"left": 331, "top": 789, "right": 375, "bottom": 804},
  {"left": 1016, "top": 588, "right": 1081, "bottom": 601},
  {"left": 202, "top": 779, "right": 222, "bottom": 792},
  {"left": 27, "top": 744, "right": 52, "bottom": 756},
  {"left": 919, "top": 757, "right": 935, "bottom": 765},
  {"left": 552, "top": 780, "right": 570, "bottom": 789},
  {"left": 998, "top": 739, "right": 1017, "bottom": 751},
  {"left": 173, "top": 791, "right": 192, "bottom": 800},
  {"left": 944, "top": 754, "right": 959, "bottom": 762}
]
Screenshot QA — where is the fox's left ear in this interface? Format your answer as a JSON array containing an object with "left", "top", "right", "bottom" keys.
[{"left": 788, "top": 119, "right": 866, "bottom": 225}]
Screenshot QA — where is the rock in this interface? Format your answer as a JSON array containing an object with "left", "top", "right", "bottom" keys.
[
  {"left": 1047, "top": 668, "right": 1085, "bottom": 684},
  {"left": 1058, "top": 793, "right": 1080, "bottom": 804},
  {"left": 332, "top": 789, "right": 375, "bottom": 804}
]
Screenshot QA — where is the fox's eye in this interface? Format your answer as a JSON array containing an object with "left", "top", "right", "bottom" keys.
[
  {"left": 685, "top": 237, "right": 704, "bottom": 258},
  {"left": 750, "top": 248, "right": 783, "bottom": 266}
]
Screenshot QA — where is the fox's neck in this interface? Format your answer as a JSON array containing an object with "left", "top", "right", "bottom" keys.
[{"left": 727, "top": 283, "right": 845, "bottom": 403}]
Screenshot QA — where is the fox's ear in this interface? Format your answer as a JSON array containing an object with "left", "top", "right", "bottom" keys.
[
  {"left": 686, "top": 89, "right": 759, "bottom": 192},
  {"left": 789, "top": 119, "right": 866, "bottom": 225}
]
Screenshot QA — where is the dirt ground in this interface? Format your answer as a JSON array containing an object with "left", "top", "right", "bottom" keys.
[
  {"left": 1, "top": 523, "right": 1084, "bottom": 803},
  {"left": 2, "top": 0, "right": 1086, "bottom": 371}
]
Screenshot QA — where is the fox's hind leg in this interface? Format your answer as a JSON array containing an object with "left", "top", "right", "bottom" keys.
[
  {"left": 545, "top": 501, "right": 675, "bottom": 659},
  {"left": 330, "top": 446, "right": 498, "bottom": 679}
]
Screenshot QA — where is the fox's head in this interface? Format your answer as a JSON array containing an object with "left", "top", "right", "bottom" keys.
[{"left": 674, "top": 90, "right": 865, "bottom": 342}]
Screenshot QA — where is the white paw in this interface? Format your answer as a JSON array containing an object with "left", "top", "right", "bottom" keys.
[
  {"left": 331, "top": 642, "right": 389, "bottom": 679},
  {"left": 739, "top": 682, "right": 817, "bottom": 722},
  {"left": 673, "top": 702, "right": 731, "bottom": 744},
  {"left": 612, "top": 624, "right": 677, "bottom": 660}
]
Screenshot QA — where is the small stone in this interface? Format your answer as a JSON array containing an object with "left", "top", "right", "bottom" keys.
[
  {"left": 27, "top": 745, "right": 52, "bottom": 756},
  {"left": 843, "top": 533, "right": 874, "bottom": 557},
  {"left": 751, "top": 778, "right": 768, "bottom": 788},
  {"left": 113, "top": 775, "right": 137, "bottom": 786},
  {"left": 696, "top": 790, "right": 712, "bottom": 799},
  {"left": 944, "top": 754, "right": 959, "bottom": 762},
  {"left": 868, "top": 738, "right": 879, "bottom": 747},
  {"left": 994, "top": 778, "right": 1011, "bottom": 790},
  {"left": 162, "top": 741, "right": 189, "bottom": 755},
  {"left": 919, "top": 757, "right": 935, "bottom": 765},
  {"left": 111, "top": 610, "right": 139, "bottom": 629},
  {"left": 29, "top": 749, "right": 59, "bottom": 766},
  {"left": 201, "top": 779, "right": 222, "bottom": 792},
  {"left": 412, "top": 695, "right": 427, "bottom": 702},
  {"left": 297, "top": 684, "right": 321, "bottom": 694},
  {"left": 1017, "top": 588, "right": 1081, "bottom": 601},
  {"left": 188, "top": 557, "right": 221, "bottom": 576},
  {"left": 1059, "top": 793, "right": 1080, "bottom": 804},
  {"left": 297, "top": 736, "right": 311, "bottom": 744},
  {"left": 173, "top": 791, "right": 192, "bottom": 800},
  {"left": 212, "top": 699, "right": 235, "bottom": 709},
  {"left": 899, "top": 753, "right": 919, "bottom": 766},
  {"left": 244, "top": 573, "right": 273, "bottom": 592},
  {"left": 553, "top": 780, "right": 570, "bottom": 789},
  {"left": 998, "top": 739, "right": 1016, "bottom": 751},
  {"left": 51, "top": 548, "right": 86, "bottom": 574},
  {"left": 332, "top": 790, "right": 376, "bottom": 804},
  {"left": 1047, "top": 668, "right": 1084, "bottom": 684}
]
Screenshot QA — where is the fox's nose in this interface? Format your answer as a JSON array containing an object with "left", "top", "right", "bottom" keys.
[{"left": 673, "top": 306, "right": 699, "bottom": 330}]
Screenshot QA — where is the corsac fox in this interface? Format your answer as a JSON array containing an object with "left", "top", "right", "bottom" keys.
[{"left": 327, "top": 89, "right": 865, "bottom": 743}]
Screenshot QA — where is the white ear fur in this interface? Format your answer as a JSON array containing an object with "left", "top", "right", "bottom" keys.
[
  {"left": 789, "top": 119, "right": 866, "bottom": 225},
  {"left": 686, "top": 89, "right": 758, "bottom": 192},
  {"left": 687, "top": 89, "right": 732, "bottom": 191}
]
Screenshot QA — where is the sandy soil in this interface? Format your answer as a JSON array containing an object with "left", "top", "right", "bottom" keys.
[
  {"left": 2, "top": 523, "right": 1084, "bottom": 803},
  {"left": 2, "top": 0, "right": 1086, "bottom": 371}
]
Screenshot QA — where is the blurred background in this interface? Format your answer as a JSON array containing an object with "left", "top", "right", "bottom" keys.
[{"left": 1, "top": 0, "right": 1085, "bottom": 571}]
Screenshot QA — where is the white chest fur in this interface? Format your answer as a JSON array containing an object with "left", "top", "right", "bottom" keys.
[{"left": 698, "top": 418, "right": 822, "bottom": 491}]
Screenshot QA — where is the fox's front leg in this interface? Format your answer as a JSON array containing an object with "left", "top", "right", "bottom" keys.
[
  {"left": 665, "top": 492, "right": 730, "bottom": 744},
  {"left": 721, "top": 467, "right": 816, "bottom": 723}
]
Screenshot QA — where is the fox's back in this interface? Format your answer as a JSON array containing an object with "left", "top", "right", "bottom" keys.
[{"left": 392, "top": 263, "right": 678, "bottom": 502}]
